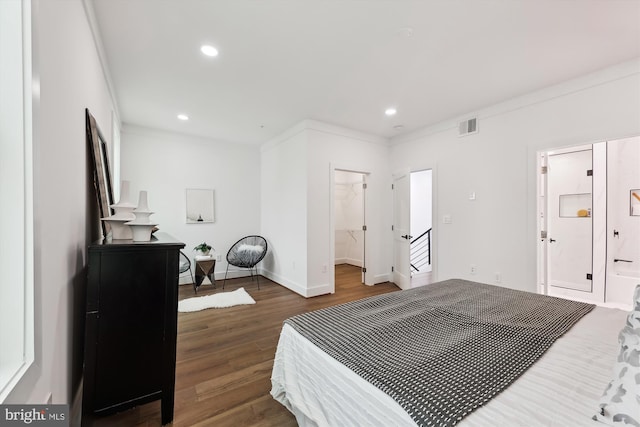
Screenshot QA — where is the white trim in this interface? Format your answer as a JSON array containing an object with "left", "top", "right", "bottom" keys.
[
  {"left": 262, "top": 119, "right": 389, "bottom": 153},
  {"left": 260, "top": 121, "right": 308, "bottom": 152},
  {"left": 371, "top": 273, "right": 389, "bottom": 285},
  {"left": 259, "top": 268, "right": 332, "bottom": 298},
  {"left": 546, "top": 143, "right": 594, "bottom": 156},
  {"left": 410, "top": 164, "right": 438, "bottom": 285},
  {"left": 536, "top": 151, "right": 547, "bottom": 296},
  {"left": 334, "top": 259, "right": 363, "bottom": 267},
  {"left": 303, "top": 120, "right": 388, "bottom": 146},
  {"left": 260, "top": 268, "right": 308, "bottom": 297},
  {"left": 539, "top": 142, "right": 607, "bottom": 304},
  {"left": 591, "top": 142, "right": 607, "bottom": 303},
  {"left": 21, "top": 0, "right": 34, "bottom": 389},
  {"left": 0, "top": 0, "right": 35, "bottom": 402},
  {"left": 305, "top": 282, "right": 333, "bottom": 298},
  {"left": 391, "top": 58, "right": 640, "bottom": 146},
  {"left": 121, "top": 123, "right": 252, "bottom": 149},
  {"left": 330, "top": 164, "right": 371, "bottom": 287}
]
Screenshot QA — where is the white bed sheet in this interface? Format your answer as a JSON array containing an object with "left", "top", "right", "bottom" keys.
[{"left": 271, "top": 306, "right": 627, "bottom": 427}]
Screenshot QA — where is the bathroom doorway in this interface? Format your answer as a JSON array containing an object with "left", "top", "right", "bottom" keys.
[{"left": 538, "top": 136, "right": 639, "bottom": 308}]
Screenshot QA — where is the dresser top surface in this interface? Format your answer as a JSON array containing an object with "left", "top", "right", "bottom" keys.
[{"left": 90, "top": 232, "right": 185, "bottom": 250}]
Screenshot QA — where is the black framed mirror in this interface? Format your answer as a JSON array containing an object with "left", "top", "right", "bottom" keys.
[{"left": 86, "top": 108, "right": 114, "bottom": 237}]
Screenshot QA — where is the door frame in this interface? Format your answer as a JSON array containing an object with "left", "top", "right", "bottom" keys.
[
  {"left": 391, "top": 165, "right": 438, "bottom": 288},
  {"left": 392, "top": 169, "right": 412, "bottom": 289},
  {"left": 409, "top": 168, "right": 434, "bottom": 283},
  {"left": 537, "top": 143, "right": 606, "bottom": 303},
  {"left": 329, "top": 164, "right": 371, "bottom": 293}
]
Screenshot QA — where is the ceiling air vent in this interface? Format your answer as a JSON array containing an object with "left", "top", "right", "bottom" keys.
[{"left": 458, "top": 117, "right": 478, "bottom": 137}]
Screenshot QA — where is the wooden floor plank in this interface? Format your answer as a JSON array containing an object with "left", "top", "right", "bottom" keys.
[{"left": 87, "top": 264, "right": 399, "bottom": 426}]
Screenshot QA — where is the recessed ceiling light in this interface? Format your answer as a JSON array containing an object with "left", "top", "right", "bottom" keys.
[
  {"left": 200, "top": 45, "right": 219, "bottom": 57},
  {"left": 385, "top": 108, "right": 397, "bottom": 116},
  {"left": 177, "top": 114, "right": 189, "bottom": 121}
]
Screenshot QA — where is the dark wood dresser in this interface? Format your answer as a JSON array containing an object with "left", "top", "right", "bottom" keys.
[{"left": 82, "top": 233, "right": 184, "bottom": 425}]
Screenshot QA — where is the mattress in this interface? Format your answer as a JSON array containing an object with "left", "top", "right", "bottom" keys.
[{"left": 271, "top": 305, "right": 627, "bottom": 427}]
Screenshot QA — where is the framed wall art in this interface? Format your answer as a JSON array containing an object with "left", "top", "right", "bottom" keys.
[
  {"left": 86, "top": 108, "right": 114, "bottom": 237},
  {"left": 186, "top": 188, "right": 215, "bottom": 223}
]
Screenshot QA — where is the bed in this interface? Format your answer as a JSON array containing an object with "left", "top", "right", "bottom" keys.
[{"left": 270, "top": 279, "right": 637, "bottom": 427}]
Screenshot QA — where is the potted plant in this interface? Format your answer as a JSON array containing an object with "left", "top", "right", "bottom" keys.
[{"left": 194, "top": 242, "right": 213, "bottom": 256}]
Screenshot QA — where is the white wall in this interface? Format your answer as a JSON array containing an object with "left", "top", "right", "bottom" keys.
[
  {"left": 260, "top": 125, "right": 309, "bottom": 295},
  {"left": 5, "top": 0, "right": 118, "bottom": 412},
  {"left": 261, "top": 120, "right": 390, "bottom": 297},
  {"left": 306, "top": 121, "right": 391, "bottom": 293},
  {"left": 120, "top": 125, "right": 261, "bottom": 280},
  {"left": 390, "top": 59, "right": 640, "bottom": 293}
]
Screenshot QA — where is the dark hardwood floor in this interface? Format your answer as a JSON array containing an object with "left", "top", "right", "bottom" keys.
[{"left": 88, "top": 265, "right": 400, "bottom": 426}]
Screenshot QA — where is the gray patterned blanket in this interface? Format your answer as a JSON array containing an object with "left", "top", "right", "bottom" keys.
[{"left": 285, "top": 279, "right": 594, "bottom": 427}]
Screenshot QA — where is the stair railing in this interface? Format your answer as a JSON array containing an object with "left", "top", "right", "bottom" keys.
[{"left": 410, "top": 228, "right": 431, "bottom": 272}]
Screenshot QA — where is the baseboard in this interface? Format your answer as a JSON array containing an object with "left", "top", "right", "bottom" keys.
[
  {"left": 371, "top": 273, "right": 389, "bottom": 285},
  {"left": 217, "top": 269, "right": 256, "bottom": 280},
  {"left": 260, "top": 268, "right": 308, "bottom": 297},
  {"left": 306, "top": 282, "right": 333, "bottom": 297},
  {"left": 335, "top": 259, "right": 362, "bottom": 267},
  {"left": 179, "top": 269, "right": 259, "bottom": 287},
  {"left": 184, "top": 267, "right": 385, "bottom": 296},
  {"left": 410, "top": 271, "right": 434, "bottom": 288}
]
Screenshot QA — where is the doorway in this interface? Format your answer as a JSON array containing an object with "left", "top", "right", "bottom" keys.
[
  {"left": 334, "top": 170, "right": 366, "bottom": 286},
  {"left": 538, "top": 136, "right": 639, "bottom": 308},
  {"left": 392, "top": 168, "right": 434, "bottom": 289},
  {"left": 410, "top": 170, "right": 433, "bottom": 286},
  {"left": 546, "top": 147, "right": 594, "bottom": 293}
]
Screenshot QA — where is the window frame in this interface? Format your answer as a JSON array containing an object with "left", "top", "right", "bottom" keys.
[{"left": 0, "top": 0, "right": 34, "bottom": 403}]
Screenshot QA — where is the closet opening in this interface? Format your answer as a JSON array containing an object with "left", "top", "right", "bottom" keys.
[{"left": 334, "top": 170, "right": 366, "bottom": 288}]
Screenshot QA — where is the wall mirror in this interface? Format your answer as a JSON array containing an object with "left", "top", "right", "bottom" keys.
[
  {"left": 186, "top": 189, "right": 215, "bottom": 223},
  {"left": 86, "top": 108, "right": 114, "bottom": 237},
  {"left": 631, "top": 189, "right": 640, "bottom": 216}
]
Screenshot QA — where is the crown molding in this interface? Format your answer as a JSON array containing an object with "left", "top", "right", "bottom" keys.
[{"left": 391, "top": 57, "right": 640, "bottom": 146}]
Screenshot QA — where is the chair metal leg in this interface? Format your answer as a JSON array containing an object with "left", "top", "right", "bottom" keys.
[
  {"left": 188, "top": 267, "right": 196, "bottom": 294},
  {"left": 223, "top": 264, "right": 229, "bottom": 290}
]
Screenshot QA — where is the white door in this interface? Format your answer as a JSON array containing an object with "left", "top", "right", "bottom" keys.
[
  {"left": 547, "top": 149, "right": 593, "bottom": 292},
  {"left": 393, "top": 170, "right": 411, "bottom": 289},
  {"left": 361, "top": 175, "right": 367, "bottom": 284}
]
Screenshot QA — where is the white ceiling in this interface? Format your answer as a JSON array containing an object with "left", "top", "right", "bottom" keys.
[{"left": 91, "top": 0, "right": 640, "bottom": 145}]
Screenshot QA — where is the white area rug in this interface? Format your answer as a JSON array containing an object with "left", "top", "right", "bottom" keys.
[{"left": 178, "top": 287, "right": 256, "bottom": 312}]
